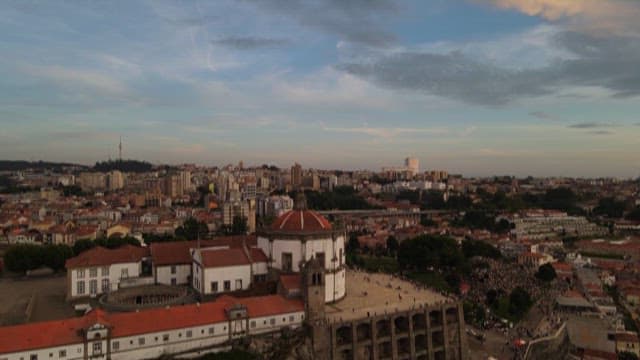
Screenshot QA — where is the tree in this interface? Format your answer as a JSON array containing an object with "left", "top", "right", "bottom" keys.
[
  {"left": 398, "top": 235, "right": 465, "bottom": 271},
  {"left": 4, "top": 244, "right": 43, "bottom": 273},
  {"left": 175, "top": 217, "right": 209, "bottom": 240},
  {"left": 347, "top": 233, "right": 360, "bottom": 253},
  {"left": 231, "top": 216, "right": 248, "bottom": 235},
  {"left": 386, "top": 236, "right": 399, "bottom": 256},
  {"left": 42, "top": 244, "right": 74, "bottom": 271},
  {"left": 462, "top": 239, "right": 502, "bottom": 260},
  {"left": 535, "top": 263, "right": 557, "bottom": 282},
  {"left": 593, "top": 197, "right": 627, "bottom": 218},
  {"left": 509, "top": 287, "right": 533, "bottom": 318},
  {"left": 3, "top": 244, "right": 73, "bottom": 273},
  {"left": 73, "top": 239, "right": 96, "bottom": 255},
  {"left": 626, "top": 207, "right": 640, "bottom": 221},
  {"left": 619, "top": 352, "right": 639, "bottom": 360}
]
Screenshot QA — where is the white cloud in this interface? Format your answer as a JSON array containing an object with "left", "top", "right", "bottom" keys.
[
  {"left": 20, "top": 64, "right": 129, "bottom": 96},
  {"left": 485, "top": 0, "right": 640, "bottom": 36},
  {"left": 321, "top": 124, "right": 449, "bottom": 139}
]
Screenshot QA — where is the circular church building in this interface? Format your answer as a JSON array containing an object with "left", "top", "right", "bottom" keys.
[{"left": 257, "top": 194, "right": 346, "bottom": 303}]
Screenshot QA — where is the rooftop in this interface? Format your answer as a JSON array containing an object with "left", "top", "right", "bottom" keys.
[{"left": 324, "top": 271, "right": 450, "bottom": 323}]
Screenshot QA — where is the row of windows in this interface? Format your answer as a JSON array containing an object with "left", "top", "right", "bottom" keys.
[
  {"left": 76, "top": 267, "right": 109, "bottom": 279},
  {"left": 210, "top": 279, "right": 242, "bottom": 293},
  {"left": 13, "top": 316, "right": 304, "bottom": 360},
  {"left": 250, "top": 315, "right": 299, "bottom": 329},
  {"left": 76, "top": 279, "right": 109, "bottom": 295},
  {"left": 112, "top": 326, "right": 221, "bottom": 351}
]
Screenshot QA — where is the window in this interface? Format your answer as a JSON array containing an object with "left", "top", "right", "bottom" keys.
[
  {"left": 101, "top": 279, "right": 110, "bottom": 292},
  {"left": 171, "top": 278, "right": 177, "bottom": 286},
  {"left": 224, "top": 280, "right": 231, "bottom": 291},
  {"left": 30, "top": 355, "right": 37, "bottom": 360},
  {"left": 171, "top": 265, "right": 177, "bottom": 274},
  {"left": 77, "top": 270, "right": 85, "bottom": 279},
  {"left": 89, "top": 268, "right": 97, "bottom": 278},
  {"left": 186, "top": 330, "right": 192, "bottom": 338},
  {"left": 251, "top": 321, "right": 256, "bottom": 328},
  {"left": 270, "top": 318, "right": 276, "bottom": 325},
  {"left": 282, "top": 252, "right": 293, "bottom": 272},
  {"left": 101, "top": 267, "right": 109, "bottom": 276},
  {"left": 59, "top": 350, "right": 66, "bottom": 358},
  {"left": 208, "top": 327, "right": 214, "bottom": 335},
  {"left": 235, "top": 279, "right": 242, "bottom": 290},
  {"left": 316, "top": 252, "right": 325, "bottom": 268},
  {"left": 162, "top": 334, "right": 169, "bottom": 342},
  {"left": 289, "top": 316, "right": 295, "bottom": 322},
  {"left": 138, "top": 338, "right": 145, "bottom": 346},
  {"left": 77, "top": 281, "right": 85, "bottom": 295},
  {"left": 92, "top": 342, "right": 101, "bottom": 353},
  {"left": 89, "top": 280, "right": 97, "bottom": 295},
  {"left": 211, "top": 282, "right": 218, "bottom": 293},
  {"left": 112, "top": 341, "right": 119, "bottom": 351},
  {"left": 121, "top": 268, "right": 129, "bottom": 279}
]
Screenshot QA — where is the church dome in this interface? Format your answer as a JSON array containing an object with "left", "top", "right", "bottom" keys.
[{"left": 269, "top": 193, "right": 332, "bottom": 233}]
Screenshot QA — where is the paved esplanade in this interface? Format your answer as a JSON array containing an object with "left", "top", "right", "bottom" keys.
[{"left": 324, "top": 270, "right": 450, "bottom": 323}]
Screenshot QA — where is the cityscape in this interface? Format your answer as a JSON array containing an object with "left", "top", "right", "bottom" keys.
[{"left": 1, "top": 1, "right": 640, "bottom": 360}]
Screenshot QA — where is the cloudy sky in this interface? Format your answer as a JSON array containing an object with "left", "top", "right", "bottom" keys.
[{"left": 1, "top": 0, "right": 640, "bottom": 177}]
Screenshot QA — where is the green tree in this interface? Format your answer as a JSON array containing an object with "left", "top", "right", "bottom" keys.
[
  {"left": 73, "top": 239, "right": 96, "bottom": 255},
  {"left": 535, "top": 263, "right": 557, "bottom": 282},
  {"left": 386, "top": 236, "right": 399, "bottom": 256},
  {"left": 231, "top": 215, "right": 248, "bottom": 235},
  {"left": 175, "top": 217, "right": 209, "bottom": 240},
  {"left": 626, "top": 207, "right": 640, "bottom": 221},
  {"left": 42, "top": 244, "right": 74, "bottom": 272},
  {"left": 462, "top": 239, "right": 502, "bottom": 259},
  {"left": 397, "top": 235, "right": 465, "bottom": 272},
  {"left": 618, "top": 352, "right": 639, "bottom": 360},
  {"left": 4, "top": 244, "right": 44, "bottom": 273},
  {"left": 508, "top": 287, "right": 533, "bottom": 318}
]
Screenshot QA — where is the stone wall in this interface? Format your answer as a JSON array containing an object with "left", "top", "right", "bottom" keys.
[{"left": 320, "top": 302, "right": 467, "bottom": 360}]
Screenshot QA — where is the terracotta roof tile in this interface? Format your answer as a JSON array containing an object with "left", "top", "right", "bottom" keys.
[
  {"left": 270, "top": 210, "right": 332, "bottom": 233},
  {"left": 0, "top": 295, "right": 303, "bottom": 355},
  {"left": 65, "top": 245, "right": 149, "bottom": 269}
]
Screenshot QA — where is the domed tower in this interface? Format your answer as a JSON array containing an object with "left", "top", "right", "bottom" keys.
[{"left": 257, "top": 193, "right": 347, "bottom": 303}]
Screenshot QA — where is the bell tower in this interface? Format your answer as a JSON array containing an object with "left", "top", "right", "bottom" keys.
[{"left": 302, "top": 256, "right": 325, "bottom": 322}]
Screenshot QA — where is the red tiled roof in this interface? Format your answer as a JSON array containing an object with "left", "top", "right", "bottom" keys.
[
  {"left": 65, "top": 245, "right": 149, "bottom": 269},
  {"left": 615, "top": 332, "right": 639, "bottom": 342},
  {"left": 201, "top": 248, "right": 266, "bottom": 268},
  {"left": 250, "top": 248, "right": 268, "bottom": 262},
  {"left": 280, "top": 274, "right": 301, "bottom": 291},
  {"left": 0, "top": 295, "right": 303, "bottom": 355},
  {"left": 150, "top": 236, "right": 257, "bottom": 266},
  {"left": 270, "top": 210, "right": 332, "bottom": 233}
]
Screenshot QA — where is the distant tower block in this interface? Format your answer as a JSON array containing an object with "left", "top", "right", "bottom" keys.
[
  {"left": 405, "top": 156, "right": 419, "bottom": 176},
  {"left": 119, "top": 136, "right": 123, "bottom": 161}
]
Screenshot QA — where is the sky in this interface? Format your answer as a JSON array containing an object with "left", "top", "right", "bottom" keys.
[{"left": 1, "top": 0, "right": 640, "bottom": 177}]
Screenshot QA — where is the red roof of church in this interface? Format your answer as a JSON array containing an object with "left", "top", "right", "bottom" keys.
[
  {"left": 150, "top": 236, "right": 256, "bottom": 266},
  {"left": 199, "top": 247, "right": 268, "bottom": 268},
  {"left": 270, "top": 210, "right": 332, "bottom": 233},
  {"left": 280, "top": 274, "right": 301, "bottom": 291},
  {"left": 0, "top": 295, "right": 303, "bottom": 355},
  {"left": 65, "top": 245, "right": 149, "bottom": 269}
]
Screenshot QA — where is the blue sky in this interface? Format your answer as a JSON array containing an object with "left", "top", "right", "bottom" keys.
[{"left": 1, "top": 0, "right": 639, "bottom": 177}]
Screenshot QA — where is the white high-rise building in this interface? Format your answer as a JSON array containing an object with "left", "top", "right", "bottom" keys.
[{"left": 405, "top": 157, "right": 419, "bottom": 176}]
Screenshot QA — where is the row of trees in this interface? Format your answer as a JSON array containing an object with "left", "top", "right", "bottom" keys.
[{"left": 3, "top": 236, "right": 141, "bottom": 274}]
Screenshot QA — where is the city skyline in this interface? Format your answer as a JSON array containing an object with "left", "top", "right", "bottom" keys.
[{"left": 1, "top": 0, "right": 640, "bottom": 177}]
